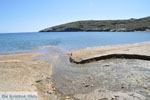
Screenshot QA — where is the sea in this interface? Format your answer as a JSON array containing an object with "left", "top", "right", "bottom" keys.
[{"left": 0, "top": 32, "right": 150, "bottom": 54}]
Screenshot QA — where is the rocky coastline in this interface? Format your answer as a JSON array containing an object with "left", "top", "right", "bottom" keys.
[{"left": 40, "top": 17, "right": 150, "bottom": 32}]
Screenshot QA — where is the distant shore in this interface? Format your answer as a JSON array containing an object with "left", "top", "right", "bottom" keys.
[{"left": 40, "top": 17, "right": 150, "bottom": 32}]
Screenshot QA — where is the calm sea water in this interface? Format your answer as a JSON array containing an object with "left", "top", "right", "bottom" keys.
[{"left": 0, "top": 32, "right": 150, "bottom": 54}]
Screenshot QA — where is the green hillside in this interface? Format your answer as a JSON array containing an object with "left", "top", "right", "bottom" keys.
[{"left": 40, "top": 17, "right": 150, "bottom": 32}]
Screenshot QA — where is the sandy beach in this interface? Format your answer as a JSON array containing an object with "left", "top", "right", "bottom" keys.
[
  {"left": 0, "top": 43, "right": 150, "bottom": 100},
  {"left": 0, "top": 52, "right": 59, "bottom": 100},
  {"left": 70, "top": 42, "right": 150, "bottom": 64}
]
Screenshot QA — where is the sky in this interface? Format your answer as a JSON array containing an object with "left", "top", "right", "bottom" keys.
[{"left": 0, "top": 0, "right": 150, "bottom": 33}]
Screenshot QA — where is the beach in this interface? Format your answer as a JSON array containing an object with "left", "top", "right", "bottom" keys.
[
  {"left": 0, "top": 53, "right": 59, "bottom": 100},
  {"left": 0, "top": 43, "right": 150, "bottom": 100},
  {"left": 70, "top": 42, "right": 150, "bottom": 64},
  {"left": 1, "top": 0, "right": 150, "bottom": 99}
]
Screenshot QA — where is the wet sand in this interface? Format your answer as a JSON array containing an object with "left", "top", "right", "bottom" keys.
[
  {"left": 1, "top": 43, "right": 150, "bottom": 100},
  {"left": 53, "top": 53, "right": 150, "bottom": 100},
  {"left": 52, "top": 43, "right": 150, "bottom": 100}
]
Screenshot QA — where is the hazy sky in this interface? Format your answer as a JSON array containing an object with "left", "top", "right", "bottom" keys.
[{"left": 0, "top": 0, "right": 150, "bottom": 33}]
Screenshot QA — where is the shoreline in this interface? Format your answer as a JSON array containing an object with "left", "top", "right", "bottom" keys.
[
  {"left": 1, "top": 42, "right": 150, "bottom": 100},
  {"left": 1, "top": 41, "right": 150, "bottom": 55},
  {"left": 40, "top": 31, "right": 150, "bottom": 32},
  {"left": 52, "top": 42, "right": 150, "bottom": 100},
  {"left": 70, "top": 42, "right": 150, "bottom": 64}
]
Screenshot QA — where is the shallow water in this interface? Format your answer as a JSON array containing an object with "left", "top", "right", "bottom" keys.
[
  {"left": 0, "top": 32, "right": 150, "bottom": 54},
  {"left": 52, "top": 52, "right": 150, "bottom": 99}
]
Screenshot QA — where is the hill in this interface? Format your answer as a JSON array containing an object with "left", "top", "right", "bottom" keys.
[{"left": 39, "top": 17, "right": 150, "bottom": 32}]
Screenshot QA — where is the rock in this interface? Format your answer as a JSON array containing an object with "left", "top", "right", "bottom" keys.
[
  {"left": 85, "top": 84, "right": 90, "bottom": 87},
  {"left": 65, "top": 96, "right": 70, "bottom": 100},
  {"left": 103, "top": 64, "right": 109, "bottom": 67},
  {"left": 36, "top": 80, "right": 42, "bottom": 83},
  {"left": 47, "top": 90, "right": 52, "bottom": 94},
  {"left": 66, "top": 96, "right": 69, "bottom": 99},
  {"left": 98, "top": 98, "right": 108, "bottom": 100},
  {"left": 83, "top": 83, "right": 94, "bottom": 87}
]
